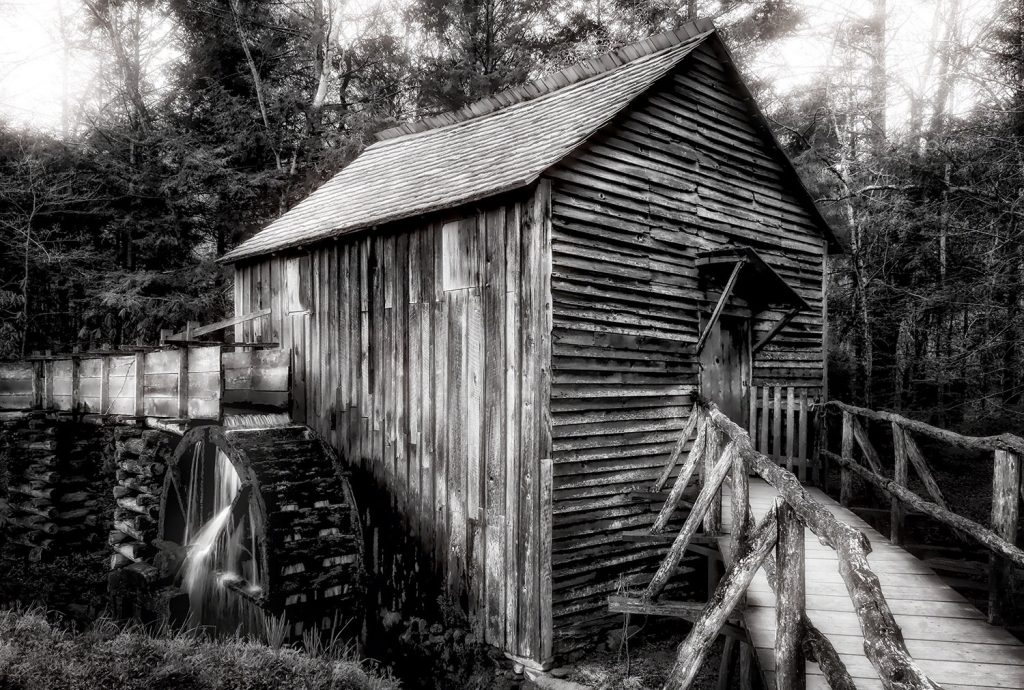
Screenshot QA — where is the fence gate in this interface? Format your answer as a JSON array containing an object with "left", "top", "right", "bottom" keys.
[{"left": 747, "top": 385, "right": 819, "bottom": 483}]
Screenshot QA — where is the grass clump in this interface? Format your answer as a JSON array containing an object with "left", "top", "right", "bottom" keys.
[{"left": 0, "top": 607, "right": 397, "bottom": 690}]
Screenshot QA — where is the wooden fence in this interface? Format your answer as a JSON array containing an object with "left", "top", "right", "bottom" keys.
[
  {"left": 821, "top": 400, "right": 1024, "bottom": 625},
  {"left": 748, "top": 385, "right": 819, "bottom": 482},
  {"left": 615, "top": 401, "right": 942, "bottom": 690},
  {"left": 0, "top": 346, "right": 290, "bottom": 421}
]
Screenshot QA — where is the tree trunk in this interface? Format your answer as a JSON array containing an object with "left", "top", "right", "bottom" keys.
[
  {"left": 868, "top": 0, "right": 887, "bottom": 153},
  {"left": 230, "top": 0, "right": 282, "bottom": 171}
]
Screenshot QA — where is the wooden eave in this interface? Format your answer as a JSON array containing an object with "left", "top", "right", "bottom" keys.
[{"left": 696, "top": 247, "right": 811, "bottom": 313}]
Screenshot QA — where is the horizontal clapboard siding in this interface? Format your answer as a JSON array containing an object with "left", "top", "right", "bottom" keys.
[
  {"left": 233, "top": 184, "right": 554, "bottom": 661},
  {"left": 543, "top": 40, "right": 826, "bottom": 649}
]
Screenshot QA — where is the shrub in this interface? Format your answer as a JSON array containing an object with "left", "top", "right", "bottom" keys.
[{"left": 0, "top": 608, "right": 397, "bottom": 690}]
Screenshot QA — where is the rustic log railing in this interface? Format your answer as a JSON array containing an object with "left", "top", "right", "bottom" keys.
[
  {"left": 618, "top": 401, "right": 940, "bottom": 690},
  {"left": 822, "top": 400, "right": 1024, "bottom": 625}
]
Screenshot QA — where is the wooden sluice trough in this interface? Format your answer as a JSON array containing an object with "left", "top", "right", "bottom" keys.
[{"left": 0, "top": 341, "right": 289, "bottom": 422}]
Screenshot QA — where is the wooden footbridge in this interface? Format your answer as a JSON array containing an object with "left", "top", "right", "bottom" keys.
[{"left": 611, "top": 399, "right": 1024, "bottom": 690}]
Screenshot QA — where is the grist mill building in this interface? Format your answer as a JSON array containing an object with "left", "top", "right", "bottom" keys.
[{"left": 219, "top": 18, "right": 836, "bottom": 663}]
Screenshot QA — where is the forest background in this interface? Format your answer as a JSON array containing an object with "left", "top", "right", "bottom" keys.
[{"left": 1, "top": 0, "right": 1022, "bottom": 433}]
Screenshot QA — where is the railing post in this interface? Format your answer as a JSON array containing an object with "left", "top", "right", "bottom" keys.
[
  {"left": 772, "top": 385, "right": 783, "bottom": 460},
  {"left": 70, "top": 354, "right": 80, "bottom": 413},
  {"left": 786, "top": 386, "right": 796, "bottom": 474},
  {"left": 705, "top": 424, "right": 724, "bottom": 594},
  {"left": 134, "top": 351, "right": 145, "bottom": 417},
  {"left": 31, "top": 360, "right": 44, "bottom": 409},
  {"left": 813, "top": 403, "right": 829, "bottom": 492},
  {"left": 99, "top": 356, "right": 110, "bottom": 416},
  {"left": 731, "top": 445, "right": 750, "bottom": 558},
  {"left": 840, "top": 411, "right": 854, "bottom": 506},
  {"left": 43, "top": 358, "right": 54, "bottom": 409},
  {"left": 776, "top": 502, "right": 806, "bottom": 689},
  {"left": 989, "top": 449, "right": 1020, "bottom": 625},
  {"left": 704, "top": 424, "right": 723, "bottom": 535},
  {"left": 891, "top": 423, "right": 909, "bottom": 546},
  {"left": 177, "top": 346, "right": 189, "bottom": 419},
  {"left": 759, "top": 386, "right": 769, "bottom": 454}
]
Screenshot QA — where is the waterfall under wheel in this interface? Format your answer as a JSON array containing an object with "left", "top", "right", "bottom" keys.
[{"left": 158, "top": 421, "right": 365, "bottom": 638}]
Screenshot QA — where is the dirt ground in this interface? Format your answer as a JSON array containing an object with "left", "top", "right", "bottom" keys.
[{"left": 556, "top": 620, "right": 757, "bottom": 690}]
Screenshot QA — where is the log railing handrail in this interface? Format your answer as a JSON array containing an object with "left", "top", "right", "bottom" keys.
[
  {"left": 654, "top": 402, "right": 940, "bottom": 690},
  {"left": 823, "top": 400, "right": 1024, "bottom": 625},
  {"left": 822, "top": 449, "right": 1024, "bottom": 568},
  {"left": 824, "top": 400, "right": 1024, "bottom": 455}
]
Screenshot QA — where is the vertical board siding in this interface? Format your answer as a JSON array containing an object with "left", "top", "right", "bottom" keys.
[
  {"left": 543, "top": 41, "right": 826, "bottom": 650},
  {"left": 233, "top": 185, "right": 552, "bottom": 661}
]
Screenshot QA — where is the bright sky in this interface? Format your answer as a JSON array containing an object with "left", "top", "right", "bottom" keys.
[
  {"left": 0, "top": 0, "right": 1001, "bottom": 135},
  {"left": 0, "top": 0, "right": 91, "bottom": 132}
]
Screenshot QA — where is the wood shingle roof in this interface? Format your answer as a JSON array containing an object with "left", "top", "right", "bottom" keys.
[{"left": 220, "top": 22, "right": 717, "bottom": 263}]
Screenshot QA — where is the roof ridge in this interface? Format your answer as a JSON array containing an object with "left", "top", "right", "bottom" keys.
[
  {"left": 373, "top": 18, "right": 717, "bottom": 143},
  {"left": 368, "top": 28, "right": 713, "bottom": 150}
]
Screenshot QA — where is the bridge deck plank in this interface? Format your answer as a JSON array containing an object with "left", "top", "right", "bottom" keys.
[{"left": 721, "top": 479, "right": 1024, "bottom": 689}]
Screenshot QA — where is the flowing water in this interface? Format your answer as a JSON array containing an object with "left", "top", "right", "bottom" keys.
[{"left": 179, "top": 446, "right": 265, "bottom": 636}]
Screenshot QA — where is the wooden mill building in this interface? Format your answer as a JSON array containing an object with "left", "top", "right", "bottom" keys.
[{"left": 219, "top": 19, "right": 839, "bottom": 663}]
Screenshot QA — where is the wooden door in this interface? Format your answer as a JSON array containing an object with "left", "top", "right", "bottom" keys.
[{"left": 699, "top": 314, "right": 751, "bottom": 426}]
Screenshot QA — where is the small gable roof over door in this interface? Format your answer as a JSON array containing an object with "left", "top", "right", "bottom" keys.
[
  {"left": 221, "top": 19, "right": 838, "bottom": 264},
  {"left": 696, "top": 247, "right": 811, "bottom": 313}
]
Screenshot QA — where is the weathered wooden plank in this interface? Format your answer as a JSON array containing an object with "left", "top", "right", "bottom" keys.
[
  {"left": 447, "top": 280, "right": 468, "bottom": 599},
  {"left": 504, "top": 201, "right": 522, "bottom": 653},
  {"left": 395, "top": 233, "right": 409, "bottom": 524},
  {"left": 798, "top": 390, "right": 808, "bottom": 482},
  {"left": 467, "top": 285, "right": 484, "bottom": 618},
  {"left": 407, "top": 238, "right": 423, "bottom": 540},
  {"left": 772, "top": 386, "right": 782, "bottom": 460},
  {"left": 420, "top": 225, "right": 436, "bottom": 558},
  {"left": 786, "top": 386, "right": 796, "bottom": 475},
  {"left": 383, "top": 236, "right": 397, "bottom": 496},
  {"left": 537, "top": 182, "right": 554, "bottom": 662},
  {"left": 759, "top": 386, "right": 770, "bottom": 455},
  {"left": 233, "top": 265, "right": 244, "bottom": 342},
  {"left": 134, "top": 352, "right": 145, "bottom": 416},
  {"left": 482, "top": 206, "right": 507, "bottom": 647},
  {"left": 518, "top": 188, "right": 541, "bottom": 659},
  {"left": 434, "top": 228, "right": 450, "bottom": 576},
  {"left": 748, "top": 387, "right": 757, "bottom": 445},
  {"left": 539, "top": 456, "right": 554, "bottom": 660}
]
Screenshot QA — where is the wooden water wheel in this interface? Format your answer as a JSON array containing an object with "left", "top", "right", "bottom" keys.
[{"left": 159, "top": 423, "right": 365, "bottom": 637}]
